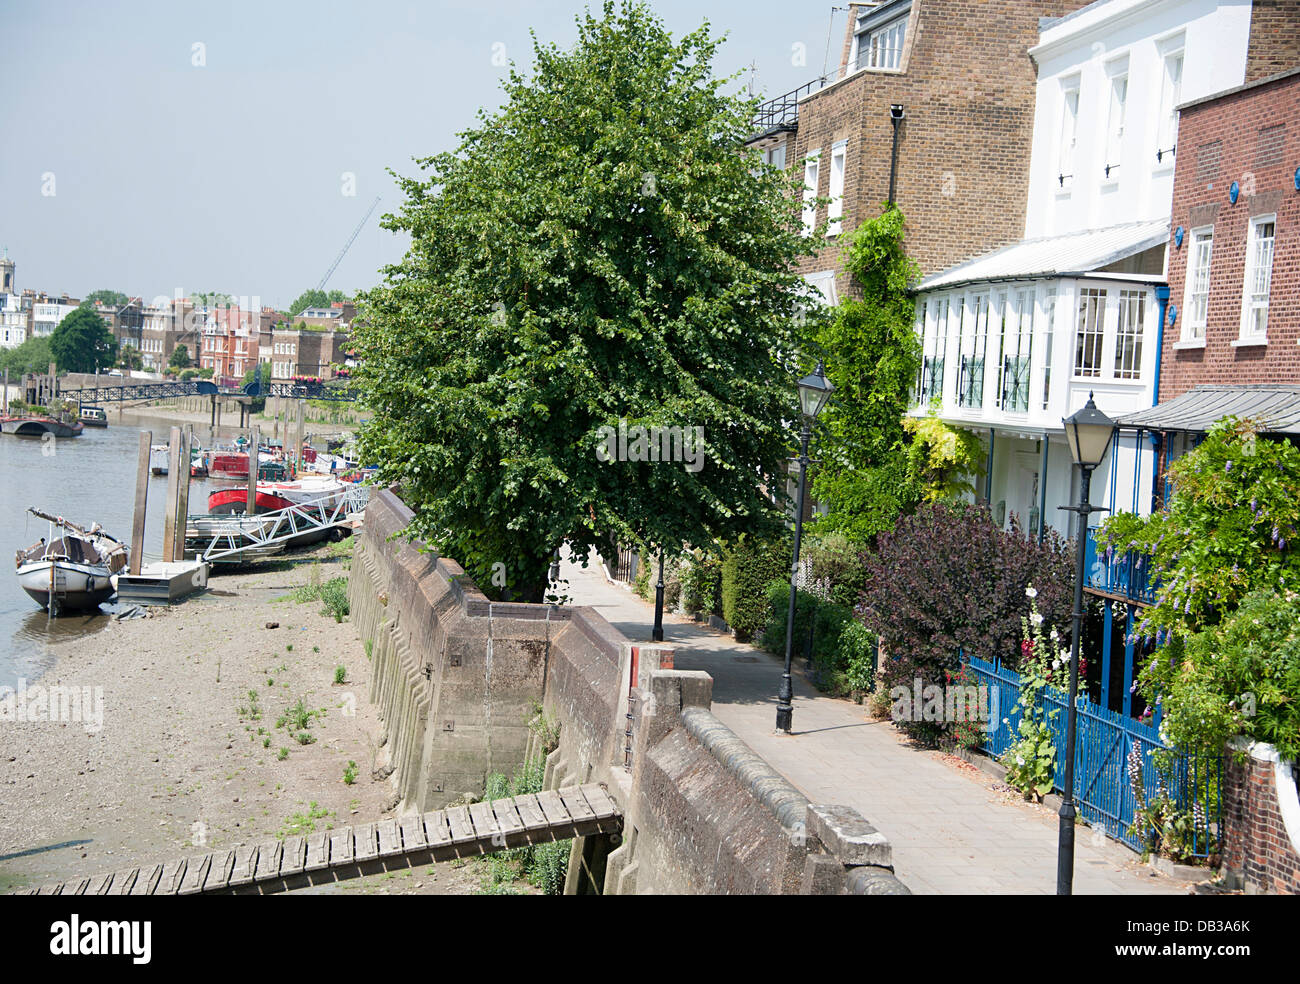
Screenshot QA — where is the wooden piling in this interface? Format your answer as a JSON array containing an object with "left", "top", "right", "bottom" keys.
[
  {"left": 247, "top": 425, "right": 260, "bottom": 516},
  {"left": 295, "top": 400, "right": 305, "bottom": 475},
  {"left": 173, "top": 426, "right": 193, "bottom": 560},
  {"left": 161, "top": 426, "right": 182, "bottom": 563},
  {"left": 129, "top": 431, "right": 151, "bottom": 576}
]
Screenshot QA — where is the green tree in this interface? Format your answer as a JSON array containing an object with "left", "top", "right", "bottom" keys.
[
  {"left": 82, "top": 289, "right": 129, "bottom": 308},
  {"left": 0, "top": 336, "right": 54, "bottom": 376},
  {"left": 168, "top": 344, "right": 191, "bottom": 370},
  {"left": 49, "top": 308, "right": 117, "bottom": 374},
  {"left": 117, "top": 346, "right": 144, "bottom": 371},
  {"left": 288, "top": 289, "right": 349, "bottom": 316},
  {"left": 353, "top": 0, "right": 819, "bottom": 601}
]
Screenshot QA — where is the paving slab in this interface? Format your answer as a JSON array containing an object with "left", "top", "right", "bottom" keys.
[{"left": 564, "top": 555, "right": 1202, "bottom": 896}]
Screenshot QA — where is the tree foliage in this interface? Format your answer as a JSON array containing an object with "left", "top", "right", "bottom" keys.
[
  {"left": 49, "top": 308, "right": 117, "bottom": 374},
  {"left": 353, "top": 1, "right": 820, "bottom": 600},
  {"left": 0, "top": 336, "right": 54, "bottom": 376},
  {"left": 82, "top": 289, "right": 129, "bottom": 308},
  {"left": 289, "top": 288, "right": 349, "bottom": 317},
  {"left": 1098, "top": 418, "right": 1300, "bottom": 641},
  {"left": 169, "top": 344, "right": 191, "bottom": 369}
]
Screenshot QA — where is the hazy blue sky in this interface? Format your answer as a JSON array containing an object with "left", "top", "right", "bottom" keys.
[{"left": 1, "top": 1, "right": 845, "bottom": 310}]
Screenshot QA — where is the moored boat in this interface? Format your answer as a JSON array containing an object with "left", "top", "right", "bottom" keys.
[
  {"left": 207, "top": 474, "right": 348, "bottom": 516},
  {"left": 14, "top": 509, "right": 129, "bottom": 613},
  {"left": 78, "top": 406, "right": 108, "bottom": 428},
  {"left": 0, "top": 415, "right": 84, "bottom": 438}
]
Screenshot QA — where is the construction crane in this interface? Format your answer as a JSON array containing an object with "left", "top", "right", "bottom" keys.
[{"left": 317, "top": 196, "right": 381, "bottom": 291}]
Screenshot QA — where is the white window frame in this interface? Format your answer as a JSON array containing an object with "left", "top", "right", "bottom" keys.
[
  {"left": 1057, "top": 80, "right": 1081, "bottom": 191},
  {"left": 1155, "top": 43, "right": 1184, "bottom": 167},
  {"left": 1074, "top": 287, "right": 1107, "bottom": 379},
  {"left": 1240, "top": 214, "right": 1276, "bottom": 342},
  {"left": 1182, "top": 226, "right": 1213, "bottom": 341},
  {"left": 827, "top": 141, "right": 847, "bottom": 237},
  {"left": 864, "top": 14, "right": 907, "bottom": 71},
  {"left": 1114, "top": 289, "right": 1145, "bottom": 380},
  {"left": 802, "top": 150, "right": 821, "bottom": 237},
  {"left": 1103, "top": 65, "right": 1128, "bottom": 183}
]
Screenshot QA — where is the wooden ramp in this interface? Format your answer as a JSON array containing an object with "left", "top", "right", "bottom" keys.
[{"left": 20, "top": 784, "right": 620, "bottom": 896}]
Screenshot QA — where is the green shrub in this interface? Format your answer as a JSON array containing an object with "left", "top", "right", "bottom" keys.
[
  {"left": 801, "top": 532, "right": 870, "bottom": 609},
  {"left": 678, "top": 549, "right": 723, "bottom": 617},
  {"left": 721, "top": 535, "right": 789, "bottom": 640},
  {"left": 763, "top": 582, "right": 874, "bottom": 696}
]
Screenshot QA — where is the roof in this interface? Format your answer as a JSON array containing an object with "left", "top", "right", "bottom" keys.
[
  {"left": 916, "top": 219, "right": 1169, "bottom": 292},
  {"left": 1178, "top": 65, "right": 1300, "bottom": 113},
  {"left": 1117, "top": 386, "right": 1300, "bottom": 435}
]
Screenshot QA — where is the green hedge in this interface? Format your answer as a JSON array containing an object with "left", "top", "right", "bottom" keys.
[
  {"left": 721, "top": 535, "right": 789, "bottom": 640},
  {"left": 764, "top": 582, "right": 876, "bottom": 697},
  {"left": 679, "top": 550, "right": 723, "bottom": 617}
]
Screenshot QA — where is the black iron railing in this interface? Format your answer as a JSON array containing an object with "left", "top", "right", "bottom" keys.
[{"left": 749, "top": 76, "right": 831, "bottom": 137}]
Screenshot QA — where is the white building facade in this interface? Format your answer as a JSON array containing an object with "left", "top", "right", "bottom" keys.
[{"left": 910, "top": 0, "right": 1253, "bottom": 539}]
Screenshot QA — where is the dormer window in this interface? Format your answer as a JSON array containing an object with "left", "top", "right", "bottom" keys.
[{"left": 850, "top": 3, "right": 909, "bottom": 72}]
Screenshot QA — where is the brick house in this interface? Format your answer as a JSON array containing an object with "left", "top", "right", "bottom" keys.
[
  {"left": 1154, "top": 67, "right": 1299, "bottom": 403},
  {"left": 747, "top": 0, "right": 1090, "bottom": 304}
]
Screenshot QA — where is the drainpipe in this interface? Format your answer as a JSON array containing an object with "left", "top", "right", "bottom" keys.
[
  {"left": 1151, "top": 284, "right": 1171, "bottom": 511},
  {"left": 1152, "top": 284, "right": 1169, "bottom": 409},
  {"left": 888, "top": 104, "right": 905, "bottom": 206}
]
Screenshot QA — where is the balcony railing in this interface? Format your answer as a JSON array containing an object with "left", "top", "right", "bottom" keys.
[
  {"left": 1084, "top": 526, "right": 1157, "bottom": 605},
  {"left": 749, "top": 76, "right": 831, "bottom": 139}
]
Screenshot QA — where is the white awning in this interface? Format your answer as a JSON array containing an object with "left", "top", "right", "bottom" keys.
[{"left": 917, "top": 219, "right": 1169, "bottom": 292}]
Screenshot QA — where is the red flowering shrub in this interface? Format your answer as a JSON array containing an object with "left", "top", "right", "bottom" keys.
[{"left": 861, "top": 502, "right": 1073, "bottom": 744}]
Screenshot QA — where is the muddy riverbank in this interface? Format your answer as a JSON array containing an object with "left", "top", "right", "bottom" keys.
[{"left": 0, "top": 541, "right": 491, "bottom": 895}]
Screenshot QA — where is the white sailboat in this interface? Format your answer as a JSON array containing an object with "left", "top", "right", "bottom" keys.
[{"left": 14, "top": 509, "right": 129, "bottom": 613}]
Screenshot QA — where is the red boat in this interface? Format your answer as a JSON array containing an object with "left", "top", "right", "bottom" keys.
[{"left": 207, "top": 475, "right": 348, "bottom": 516}]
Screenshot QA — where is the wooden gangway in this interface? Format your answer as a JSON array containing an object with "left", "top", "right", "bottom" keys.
[{"left": 20, "top": 784, "right": 621, "bottom": 896}]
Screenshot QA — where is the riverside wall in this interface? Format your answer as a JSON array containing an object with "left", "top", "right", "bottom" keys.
[{"left": 350, "top": 487, "right": 909, "bottom": 895}]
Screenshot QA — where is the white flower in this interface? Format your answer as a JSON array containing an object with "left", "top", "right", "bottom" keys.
[
  {"left": 1016, "top": 756, "right": 1026, "bottom": 766},
  {"left": 1030, "top": 611, "right": 1043, "bottom": 627},
  {"left": 1025, "top": 586, "right": 1038, "bottom": 599},
  {"left": 1052, "top": 659, "right": 1061, "bottom": 670}
]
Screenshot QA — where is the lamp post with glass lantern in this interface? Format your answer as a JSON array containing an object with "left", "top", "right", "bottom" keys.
[
  {"left": 1056, "top": 393, "right": 1117, "bottom": 894},
  {"left": 776, "top": 361, "right": 834, "bottom": 735}
]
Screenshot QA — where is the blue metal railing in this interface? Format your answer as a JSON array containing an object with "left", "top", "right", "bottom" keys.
[
  {"left": 966, "top": 652, "right": 1219, "bottom": 858},
  {"left": 1083, "top": 526, "right": 1158, "bottom": 604}
]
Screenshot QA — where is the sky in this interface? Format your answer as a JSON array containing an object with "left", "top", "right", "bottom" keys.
[{"left": 1, "top": 0, "right": 846, "bottom": 311}]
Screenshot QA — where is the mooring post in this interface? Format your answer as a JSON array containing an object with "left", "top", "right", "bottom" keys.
[
  {"left": 161, "top": 426, "right": 182, "bottom": 563},
  {"left": 247, "top": 425, "right": 260, "bottom": 516},
  {"left": 174, "top": 425, "right": 193, "bottom": 560},
  {"left": 295, "top": 400, "right": 305, "bottom": 476},
  {"left": 130, "top": 430, "right": 151, "bottom": 576}
]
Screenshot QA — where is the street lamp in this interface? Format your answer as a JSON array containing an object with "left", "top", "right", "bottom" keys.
[
  {"left": 776, "top": 360, "right": 834, "bottom": 734},
  {"left": 1056, "top": 392, "right": 1117, "bottom": 895}
]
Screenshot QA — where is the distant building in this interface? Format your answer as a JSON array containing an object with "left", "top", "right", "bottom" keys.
[
  {"left": 96, "top": 298, "right": 144, "bottom": 353},
  {"left": 0, "top": 253, "right": 29, "bottom": 349},
  {"left": 30, "top": 293, "right": 79, "bottom": 338},
  {"left": 266, "top": 324, "right": 351, "bottom": 380},
  {"left": 140, "top": 297, "right": 200, "bottom": 371}
]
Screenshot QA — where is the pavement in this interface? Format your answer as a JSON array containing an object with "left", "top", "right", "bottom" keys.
[{"left": 561, "top": 554, "right": 1199, "bottom": 895}]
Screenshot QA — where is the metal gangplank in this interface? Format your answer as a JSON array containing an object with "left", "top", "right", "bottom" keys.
[
  {"left": 21, "top": 784, "right": 621, "bottom": 896},
  {"left": 186, "top": 484, "right": 371, "bottom": 563}
]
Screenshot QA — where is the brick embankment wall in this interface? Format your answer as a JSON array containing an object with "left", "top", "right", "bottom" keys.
[
  {"left": 350, "top": 487, "right": 910, "bottom": 894},
  {"left": 1222, "top": 740, "right": 1300, "bottom": 894}
]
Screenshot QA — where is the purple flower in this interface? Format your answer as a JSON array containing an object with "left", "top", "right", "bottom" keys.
[
  {"left": 1225, "top": 461, "right": 1233, "bottom": 473},
  {"left": 1130, "top": 680, "right": 1139, "bottom": 694}
]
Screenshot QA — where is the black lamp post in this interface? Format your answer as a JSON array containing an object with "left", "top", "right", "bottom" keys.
[
  {"left": 652, "top": 549, "right": 665, "bottom": 642},
  {"left": 1056, "top": 392, "right": 1117, "bottom": 895},
  {"left": 776, "top": 361, "right": 834, "bottom": 734}
]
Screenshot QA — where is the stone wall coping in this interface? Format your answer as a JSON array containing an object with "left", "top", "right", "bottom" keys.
[
  {"left": 680, "top": 705, "right": 808, "bottom": 832},
  {"left": 806, "top": 803, "right": 893, "bottom": 868}
]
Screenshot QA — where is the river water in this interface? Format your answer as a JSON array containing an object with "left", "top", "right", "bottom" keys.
[{"left": 0, "top": 412, "right": 254, "bottom": 691}]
